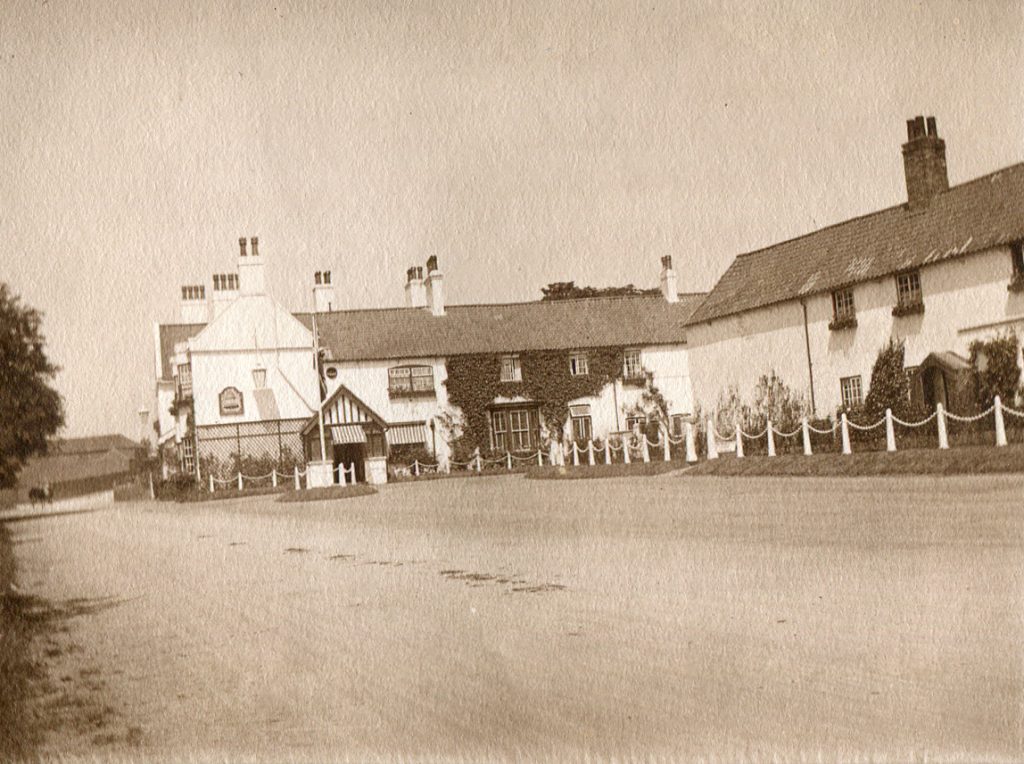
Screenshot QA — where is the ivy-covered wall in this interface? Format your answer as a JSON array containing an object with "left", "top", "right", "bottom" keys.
[{"left": 444, "top": 347, "right": 627, "bottom": 454}]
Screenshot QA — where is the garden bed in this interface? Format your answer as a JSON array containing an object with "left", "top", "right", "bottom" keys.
[
  {"left": 276, "top": 485, "right": 377, "bottom": 503},
  {"left": 526, "top": 461, "right": 683, "bottom": 480},
  {"left": 680, "top": 444, "right": 1024, "bottom": 477}
]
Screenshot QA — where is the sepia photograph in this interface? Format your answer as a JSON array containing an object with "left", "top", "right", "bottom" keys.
[{"left": 1, "top": 0, "right": 1022, "bottom": 760}]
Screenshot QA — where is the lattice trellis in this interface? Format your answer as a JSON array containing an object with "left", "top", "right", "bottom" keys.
[{"left": 196, "top": 418, "right": 307, "bottom": 479}]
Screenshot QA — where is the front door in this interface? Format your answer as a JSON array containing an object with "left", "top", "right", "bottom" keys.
[
  {"left": 922, "top": 367, "right": 948, "bottom": 410},
  {"left": 333, "top": 444, "right": 366, "bottom": 483}
]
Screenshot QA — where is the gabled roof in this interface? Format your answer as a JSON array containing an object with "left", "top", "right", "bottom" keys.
[
  {"left": 300, "top": 293, "right": 704, "bottom": 362},
  {"left": 190, "top": 294, "right": 312, "bottom": 352},
  {"left": 158, "top": 323, "right": 205, "bottom": 381},
  {"left": 687, "top": 163, "right": 1024, "bottom": 325}
]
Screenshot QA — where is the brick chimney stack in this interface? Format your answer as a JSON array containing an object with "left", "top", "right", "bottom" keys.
[
  {"left": 238, "top": 233, "right": 265, "bottom": 295},
  {"left": 902, "top": 115, "right": 948, "bottom": 210},
  {"left": 313, "top": 270, "right": 337, "bottom": 312},
  {"left": 424, "top": 256, "right": 445, "bottom": 316},
  {"left": 404, "top": 266, "right": 426, "bottom": 308}
]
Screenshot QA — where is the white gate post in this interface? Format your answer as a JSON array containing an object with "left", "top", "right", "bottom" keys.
[
  {"left": 685, "top": 422, "right": 697, "bottom": 463},
  {"left": 936, "top": 402, "right": 949, "bottom": 450},
  {"left": 734, "top": 423, "right": 744, "bottom": 459},
  {"left": 588, "top": 440, "right": 596, "bottom": 466},
  {"left": 338, "top": 462, "right": 347, "bottom": 486},
  {"left": 766, "top": 420, "right": 776, "bottom": 457},
  {"left": 294, "top": 466, "right": 300, "bottom": 490},
  {"left": 706, "top": 418, "right": 718, "bottom": 460},
  {"left": 662, "top": 426, "right": 671, "bottom": 461},
  {"left": 622, "top": 435, "right": 631, "bottom": 464},
  {"left": 349, "top": 462, "right": 356, "bottom": 482},
  {"left": 413, "top": 460, "right": 420, "bottom": 477},
  {"left": 885, "top": 408, "right": 896, "bottom": 452},
  {"left": 237, "top": 472, "right": 243, "bottom": 491},
  {"left": 641, "top": 435, "right": 650, "bottom": 463},
  {"left": 995, "top": 396, "right": 1008, "bottom": 447},
  {"left": 802, "top": 417, "right": 812, "bottom": 456},
  {"left": 572, "top": 441, "right": 580, "bottom": 466},
  {"left": 272, "top": 469, "right": 278, "bottom": 488},
  {"left": 604, "top": 440, "right": 612, "bottom": 465},
  {"left": 840, "top": 413, "right": 851, "bottom": 455}
]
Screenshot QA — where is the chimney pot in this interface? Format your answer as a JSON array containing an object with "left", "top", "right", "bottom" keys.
[
  {"left": 250, "top": 236, "right": 259, "bottom": 257},
  {"left": 661, "top": 255, "right": 673, "bottom": 270},
  {"left": 324, "top": 270, "right": 331, "bottom": 285},
  {"left": 906, "top": 119, "right": 916, "bottom": 141},
  {"left": 238, "top": 237, "right": 247, "bottom": 257},
  {"left": 426, "top": 255, "right": 438, "bottom": 273},
  {"left": 926, "top": 116, "right": 937, "bottom": 137},
  {"left": 314, "top": 271, "right": 321, "bottom": 285}
]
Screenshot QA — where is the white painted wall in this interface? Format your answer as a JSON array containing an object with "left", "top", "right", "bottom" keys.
[{"left": 688, "top": 245, "right": 1023, "bottom": 416}]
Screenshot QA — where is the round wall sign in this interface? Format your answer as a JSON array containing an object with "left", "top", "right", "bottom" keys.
[{"left": 325, "top": 367, "right": 338, "bottom": 379}]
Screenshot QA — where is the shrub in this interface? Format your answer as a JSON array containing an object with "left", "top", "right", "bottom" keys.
[
  {"left": 863, "top": 339, "right": 913, "bottom": 421},
  {"left": 969, "top": 332, "right": 1023, "bottom": 408}
]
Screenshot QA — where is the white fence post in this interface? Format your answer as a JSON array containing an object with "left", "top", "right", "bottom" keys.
[
  {"left": 995, "top": 396, "right": 1008, "bottom": 447},
  {"left": 641, "top": 435, "right": 650, "bottom": 463},
  {"left": 413, "top": 460, "right": 420, "bottom": 477},
  {"left": 662, "top": 427, "right": 671, "bottom": 461},
  {"left": 706, "top": 418, "right": 718, "bottom": 460},
  {"left": 734, "top": 424, "right": 744, "bottom": 459},
  {"left": 349, "top": 462, "right": 356, "bottom": 482},
  {"left": 604, "top": 441, "right": 612, "bottom": 465},
  {"left": 623, "top": 435, "right": 631, "bottom": 464},
  {"left": 537, "top": 449, "right": 543, "bottom": 467},
  {"left": 840, "top": 413, "right": 851, "bottom": 455},
  {"left": 474, "top": 448, "right": 482, "bottom": 472},
  {"left": 885, "top": 408, "right": 896, "bottom": 452},
  {"left": 237, "top": 472, "right": 243, "bottom": 491},
  {"left": 294, "top": 466, "right": 300, "bottom": 490},
  {"left": 338, "top": 462, "right": 347, "bottom": 486},
  {"left": 271, "top": 469, "right": 278, "bottom": 488},
  {"left": 685, "top": 422, "right": 697, "bottom": 463},
  {"left": 572, "top": 441, "right": 580, "bottom": 466},
  {"left": 802, "top": 417, "right": 812, "bottom": 456},
  {"left": 936, "top": 402, "right": 949, "bottom": 450},
  {"left": 766, "top": 420, "right": 776, "bottom": 457},
  {"left": 588, "top": 440, "right": 596, "bottom": 466},
  {"left": 209, "top": 473, "right": 214, "bottom": 493},
  {"left": 507, "top": 452, "right": 513, "bottom": 470}
]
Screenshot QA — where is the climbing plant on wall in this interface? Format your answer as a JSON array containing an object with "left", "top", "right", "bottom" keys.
[{"left": 444, "top": 347, "right": 627, "bottom": 456}]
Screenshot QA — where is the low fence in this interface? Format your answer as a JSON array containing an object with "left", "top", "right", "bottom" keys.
[{"left": 390, "top": 395, "right": 1024, "bottom": 478}]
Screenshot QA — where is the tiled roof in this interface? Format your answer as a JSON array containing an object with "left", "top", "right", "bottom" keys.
[
  {"left": 158, "top": 323, "right": 205, "bottom": 381},
  {"left": 687, "top": 163, "right": 1024, "bottom": 324},
  {"left": 300, "top": 293, "right": 705, "bottom": 362},
  {"left": 50, "top": 434, "right": 141, "bottom": 455}
]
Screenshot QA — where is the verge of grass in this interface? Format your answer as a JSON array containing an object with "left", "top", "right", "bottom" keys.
[
  {"left": 170, "top": 486, "right": 287, "bottom": 503},
  {"left": 390, "top": 467, "right": 529, "bottom": 483},
  {"left": 526, "top": 461, "right": 683, "bottom": 480},
  {"left": 276, "top": 484, "right": 377, "bottom": 503},
  {"left": 0, "top": 524, "right": 42, "bottom": 760},
  {"left": 680, "top": 444, "right": 1024, "bottom": 477}
]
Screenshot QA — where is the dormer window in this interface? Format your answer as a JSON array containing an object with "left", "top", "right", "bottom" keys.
[
  {"left": 893, "top": 271, "right": 924, "bottom": 316},
  {"left": 500, "top": 355, "right": 522, "bottom": 383}
]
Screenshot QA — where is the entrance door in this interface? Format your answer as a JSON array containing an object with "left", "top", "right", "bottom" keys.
[
  {"left": 333, "top": 444, "right": 366, "bottom": 483},
  {"left": 922, "top": 367, "right": 948, "bottom": 410}
]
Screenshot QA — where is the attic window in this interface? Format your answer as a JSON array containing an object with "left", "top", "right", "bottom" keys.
[
  {"left": 500, "top": 355, "right": 522, "bottom": 383},
  {"left": 893, "top": 271, "right": 924, "bottom": 316}
]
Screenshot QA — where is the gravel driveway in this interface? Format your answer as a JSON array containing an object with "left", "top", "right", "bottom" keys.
[{"left": 10, "top": 474, "right": 1023, "bottom": 760}]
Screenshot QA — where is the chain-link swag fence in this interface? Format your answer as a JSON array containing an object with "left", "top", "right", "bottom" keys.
[{"left": 196, "top": 418, "right": 306, "bottom": 480}]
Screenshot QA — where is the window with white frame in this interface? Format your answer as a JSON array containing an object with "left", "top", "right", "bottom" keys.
[
  {"left": 569, "top": 352, "right": 589, "bottom": 376},
  {"left": 177, "top": 363, "right": 192, "bottom": 398},
  {"left": 509, "top": 409, "right": 531, "bottom": 449},
  {"left": 491, "top": 411, "right": 508, "bottom": 452},
  {"left": 625, "top": 414, "right": 646, "bottom": 432},
  {"left": 623, "top": 349, "right": 643, "bottom": 379},
  {"left": 831, "top": 288, "right": 855, "bottom": 321},
  {"left": 840, "top": 376, "right": 863, "bottom": 409},
  {"left": 500, "top": 355, "right": 522, "bottom": 383},
  {"left": 388, "top": 365, "right": 435, "bottom": 396},
  {"left": 181, "top": 438, "right": 194, "bottom": 474},
  {"left": 896, "top": 271, "right": 922, "bottom": 307},
  {"left": 569, "top": 404, "right": 592, "bottom": 442}
]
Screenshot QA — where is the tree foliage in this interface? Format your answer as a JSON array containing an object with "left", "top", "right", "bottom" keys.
[
  {"left": 709, "top": 371, "right": 807, "bottom": 435},
  {"left": 540, "top": 281, "right": 659, "bottom": 301},
  {"left": 969, "top": 332, "right": 1022, "bottom": 408},
  {"left": 863, "top": 339, "right": 911, "bottom": 419},
  {"left": 0, "top": 284, "right": 64, "bottom": 488}
]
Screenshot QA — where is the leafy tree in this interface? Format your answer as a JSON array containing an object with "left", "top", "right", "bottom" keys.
[
  {"left": 969, "top": 332, "right": 1022, "bottom": 407},
  {"left": 541, "top": 281, "right": 659, "bottom": 301},
  {"left": 863, "top": 339, "right": 910, "bottom": 420},
  {"left": 0, "top": 284, "right": 64, "bottom": 487}
]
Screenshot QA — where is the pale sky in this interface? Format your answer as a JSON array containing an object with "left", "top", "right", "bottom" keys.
[{"left": 2, "top": 0, "right": 1022, "bottom": 439}]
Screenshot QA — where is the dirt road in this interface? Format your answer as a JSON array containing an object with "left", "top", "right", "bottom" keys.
[{"left": 10, "top": 474, "right": 1024, "bottom": 760}]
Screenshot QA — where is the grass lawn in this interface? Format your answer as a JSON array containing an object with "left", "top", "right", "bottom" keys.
[
  {"left": 682, "top": 443, "right": 1024, "bottom": 477},
  {"left": 526, "top": 461, "right": 682, "bottom": 479},
  {"left": 276, "top": 484, "right": 377, "bottom": 503}
]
